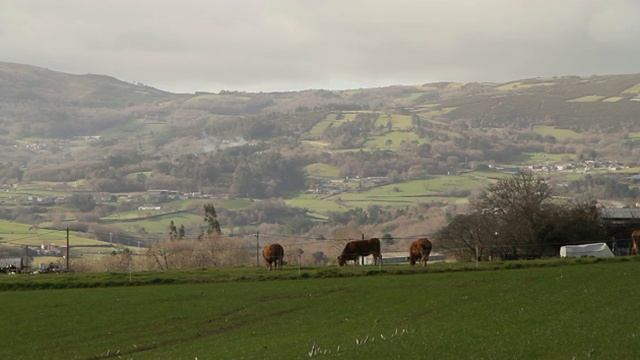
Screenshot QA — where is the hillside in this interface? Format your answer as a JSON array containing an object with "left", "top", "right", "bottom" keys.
[
  {"left": 1, "top": 62, "right": 640, "bottom": 139},
  {"left": 2, "top": 62, "right": 640, "bottom": 258}
]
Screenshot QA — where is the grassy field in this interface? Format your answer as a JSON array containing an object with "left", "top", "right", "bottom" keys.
[
  {"left": 374, "top": 113, "right": 413, "bottom": 130},
  {"left": 1, "top": 259, "right": 639, "bottom": 359},
  {"left": 521, "top": 152, "right": 575, "bottom": 164},
  {"left": 309, "top": 113, "right": 358, "bottom": 137},
  {"left": 566, "top": 95, "right": 606, "bottom": 103},
  {"left": 108, "top": 212, "right": 203, "bottom": 234},
  {"left": 533, "top": 125, "right": 581, "bottom": 140},
  {"left": 602, "top": 96, "right": 623, "bottom": 102},
  {"left": 286, "top": 173, "right": 503, "bottom": 213},
  {"left": 622, "top": 83, "right": 640, "bottom": 94},
  {"left": 305, "top": 163, "right": 341, "bottom": 178},
  {"left": 0, "top": 219, "right": 106, "bottom": 247},
  {"left": 496, "top": 81, "right": 555, "bottom": 91},
  {"left": 364, "top": 131, "right": 427, "bottom": 150}
]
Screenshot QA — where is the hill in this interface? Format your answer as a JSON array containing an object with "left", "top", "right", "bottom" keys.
[{"left": 2, "top": 62, "right": 640, "bottom": 253}]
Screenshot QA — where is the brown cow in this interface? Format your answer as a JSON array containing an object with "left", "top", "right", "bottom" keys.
[
  {"left": 262, "top": 243, "right": 284, "bottom": 270},
  {"left": 632, "top": 229, "right": 640, "bottom": 255},
  {"left": 408, "top": 238, "right": 432, "bottom": 266},
  {"left": 337, "top": 238, "right": 381, "bottom": 266}
]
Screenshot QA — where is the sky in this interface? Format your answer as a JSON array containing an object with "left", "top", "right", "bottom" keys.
[{"left": 1, "top": 0, "right": 640, "bottom": 93}]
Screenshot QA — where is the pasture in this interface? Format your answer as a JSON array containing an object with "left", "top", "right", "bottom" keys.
[
  {"left": 566, "top": 95, "right": 606, "bottom": 103},
  {"left": 305, "top": 163, "right": 341, "bottom": 178},
  {"left": 0, "top": 219, "right": 106, "bottom": 247},
  {"left": 364, "top": 131, "right": 426, "bottom": 150},
  {"left": 374, "top": 113, "right": 413, "bottom": 130},
  {"left": 533, "top": 125, "right": 581, "bottom": 140},
  {"left": 1, "top": 259, "right": 639, "bottom": 359}
]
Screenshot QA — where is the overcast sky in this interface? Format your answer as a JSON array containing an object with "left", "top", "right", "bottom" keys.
[{"left": 1, "top": 0, "right": 640, "bottom": 93}]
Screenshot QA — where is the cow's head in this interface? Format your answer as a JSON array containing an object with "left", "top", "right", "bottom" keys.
[
  {"left": 337, "top": 255, "right": 346, "bottom": 266},
  {"left": 407, "top": 256, "right": 416, "bottom": 266}
]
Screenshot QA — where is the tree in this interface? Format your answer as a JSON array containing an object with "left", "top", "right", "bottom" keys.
[
  {"left": 382, "top": 233, "right": 394, "bottom": 246},
  {"left": 69, "top": 193, "right": 96, "bottom": 212},
  {"left": 169, "top": 220, "right": 178, "bottom": 240},
  {"left": 204, "top": 203, "right": 222, "bottom": 235}
]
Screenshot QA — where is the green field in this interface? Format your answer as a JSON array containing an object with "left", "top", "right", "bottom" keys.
[
  {"left": 533, "top": 125, "right": 581, "bottom": 140},
  {"left": 602, "top": 96, "right": 623, "bottom": 102},
  {"left": 108, "top": 212, "right": 203, "bottom": 234},
  {"left": 1, "top": 259, "right": 640, "bottom": 359},
  {"left": 622, "top": 83, "right": 640, "bottom": 94},
  {"left": 521, "top": 152, "right": 575, "bottom": 164},
  {"left": 364, "top": 131, "right": 426, "bottom": 150},
  {"left": 309, "top": 113, "right": 358, "bottom": 137},
  {"left": 496, "top": 81, "right": 555, "bottom": 91},
  {"left": 374, "top": 113, "right": 413, "bottom": 130},
  {"left": 566, "top": 95, "right": 606, "bottom": 103},
  {"left": 0, "top": 219, "right": 106, "bottom": 247},
  {"left": 305, "top": 163, "right": 341, "bottom": 178}
]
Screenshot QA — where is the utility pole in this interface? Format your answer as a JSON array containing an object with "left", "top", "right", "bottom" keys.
[
  {"left": 24, "top": 245, "right": 29, "bottom": 272},
  {"left": 255, "top": 231, "right": 260, "bottom": 267},
  {"left": 66, "top": 226, "right": 70, "bottom": 272},
  {"left": 361, "top": 233, "right": 365, "bottom": 265}
]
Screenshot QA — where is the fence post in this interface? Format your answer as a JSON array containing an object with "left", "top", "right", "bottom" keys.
[
  {"left": 66, "top": 226, "right": 70, "bottom": 272},
  {"left": 475, "top": 244, "right": 479, "bottom": 268},
  {"left": 255, "top": 231, "right": 260, "bottom": 267}
]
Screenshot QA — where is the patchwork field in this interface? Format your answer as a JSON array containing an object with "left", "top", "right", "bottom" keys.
[
  {"left": 0, "top": 219, "right": 106, "bottom": 247},
  {"left": 1, "top": 259, "right": 639, "bottom": 359},
  {"left": 305, "top": 163, "right": 341, "bottom": 178},
  {"left": 364, "top": 131, "right": 427, "bottom": 150},
  {"left": 533, "top": 125, "right": 581, "bottom": 140}
]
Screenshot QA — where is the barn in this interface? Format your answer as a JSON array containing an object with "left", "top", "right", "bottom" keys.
[
  {"left": 600, "top": 208, "right": 640, "bottom": 256},
  {"left": 0, "top": 257, "right": 24, "bottom": 272}
]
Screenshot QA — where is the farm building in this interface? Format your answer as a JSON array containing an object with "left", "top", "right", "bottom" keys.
[
  {"left": 600, "top": 208, "right": 640, "bottom": 255},
  {"left": 0, "top": 257, "right": 25, "bottom": 271}
]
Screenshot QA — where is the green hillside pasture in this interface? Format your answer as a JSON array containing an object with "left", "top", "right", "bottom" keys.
[
  {"left": 2, "top": 260, "right": 640, "bottom": 359},
  {"left": 364, "top": 131, "right": 427, "bottom": 150},
  {"left": 285, "top": 194, "right": 349, "bottom": 214},
  {"left": 622, "top": 83, "right": 640, "bottom": 94},
  {"left": 326, "top": 174, "right": 492, "bottom": 208},
  {"left": 602, "top": 96, "right": 623, "bottom": 102},
  {"left": 0, "top": 220, "right": 106, "bottom": 247},
  {"left": 305, "top": 163, "right": 341, "bottom": 178},
  {"left": 309, "top": 113, "right": 358, "bottom": 137},
  {"left": 566, "top": 95, "right": 606, "bottom": 102},
  {"left": 109, "top": 212, "right": 203, "bottom": 234},
  {"left": 521, "top": 152, "right": 575, "bottom": 164},
  {"left": 533, "top": 125, "right": 581, "bottom": 140},
  {"left": 496, "top": 81, "right": 555, "bottom": 91},
  {"left": 374, "top": 113, "right": 413, "bottom": 130}
]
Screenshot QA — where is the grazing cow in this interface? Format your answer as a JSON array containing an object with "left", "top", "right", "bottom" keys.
[
  {"left": 337, "top": 238, "right": 381, "bottom": 266},
  {"left": 262, "top": 243, "right": 284, "bottom": 270},
  {"left": 632, "top": 230, "right": 640, "bottom": 255},
  {"left": 408, "top": 238, "right": 432, "bottom": 266}
]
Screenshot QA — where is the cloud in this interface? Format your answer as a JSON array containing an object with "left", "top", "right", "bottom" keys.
[{"left": 1, "top": 0, "right": 639, "bottom": 92}]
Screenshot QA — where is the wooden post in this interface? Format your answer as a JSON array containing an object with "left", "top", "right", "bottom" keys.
[
  {"left": 361, "top": 233, "right": 365, "bottom": 265},
  {"left": 66, "top": 226, "right": 70, "bottom": 272},
  {"left": 475, "top": 244, "right": 479, "bottom": 268},
  {"left": 255, "top": 232, "right": 260, "bottom": 267}
]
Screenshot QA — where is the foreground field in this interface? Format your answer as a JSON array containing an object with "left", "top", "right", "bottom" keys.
[{"left": 1, "top": 259, "right": 640, "bottom": 359}]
